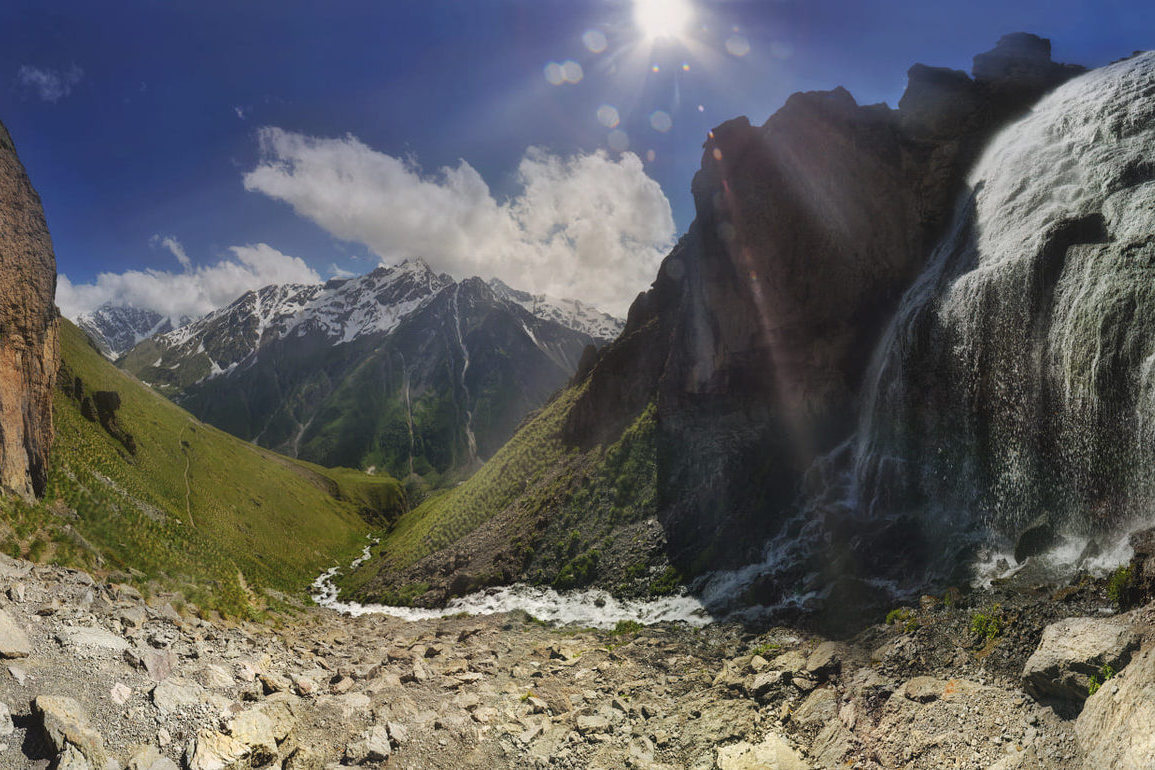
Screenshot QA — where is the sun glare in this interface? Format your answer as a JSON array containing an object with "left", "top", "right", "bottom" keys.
[{"left": 634, "top": 0, "right": 693, "bottom": 41}]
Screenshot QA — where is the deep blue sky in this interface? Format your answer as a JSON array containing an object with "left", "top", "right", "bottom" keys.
[{"left": 2, "top": 0, "right": 1153, "bottom": 308}]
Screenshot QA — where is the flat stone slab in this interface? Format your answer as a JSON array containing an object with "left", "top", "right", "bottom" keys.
[
  {"left": 0, "top": 609, "right": 31, "bottom": 658},
  {"left": 56, "top": 626, "right": 130, "bottom": 655}
]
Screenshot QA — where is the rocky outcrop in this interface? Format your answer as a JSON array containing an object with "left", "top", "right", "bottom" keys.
[
  {"left": 563, "top": 34, "right": 1084, "bottom": 577},
  {"left": 1076, "top": 643, "right": 1155, "bottom": 769},
  {"left": 1022, "top": 618, "right": 1138, "bottom": 709},
  {"left": 0, "top": 118, "right": 59, "bottom": 498}
]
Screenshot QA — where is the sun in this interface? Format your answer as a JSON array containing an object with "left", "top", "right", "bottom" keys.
[{"left": 634, "top": 0, "right": 694, "bottom": 41}]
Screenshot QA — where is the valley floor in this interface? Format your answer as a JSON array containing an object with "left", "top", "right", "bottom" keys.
[{"left": 0, "top": 552, "right": 1145, "bottom": 769}]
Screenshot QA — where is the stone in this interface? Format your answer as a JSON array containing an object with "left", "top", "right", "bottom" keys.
[
  {"left": 226, "top": 708, "right": 277, "bottom": 766},
  {"left": 771, "top": 651, "right": 808, "bottom": 675},
  {"left": 1022, "top": 618, "right": 1138, "bottom": 707},
  {"left": 1013, "top": 515, "right": 1061, "bottom": 563},
  {"left": 284, "top": 746, "right": 324, "bottom": 770},
  {"left": 751, "top": 670, "right": 791, "bottom": 700},
  {"left": 57, "top": 627, "right": 130, "bottom": 656},
  {"left": 110, "top": 683, "right": 132, "bottom": 706},
  {"left": 716, "top": 733, "right": 809, "bottom": 770},
  {"left": 56, "top": 744, "right": 90, "bottom": 770},
  {"left": 1077, "top": 644, "right": 1155, "bottom": 769},
  {"left": 793, "top": 687, "right": 839, "bottom": 728},
  {"left": 151, "top": 677, "right": 204, "bottom": 715},
  {"left": 0, "top": 701, "right": 12, "bottom": 736},
  {"left": 185, "top": 728, "right": 249, "bottom": 770},
  {"left": 0, "top": 609, "right": 30, "bottom": 658},
  {"left": 142, "top": 649, "right": 177, "bottom": 682},
  {"left": 345, "top": 725, "right": 391, "bottom": 764},
  {"left": 259, "top": 672, "right": 290, "bottom": 694},
  {"left": 126, "top": 745, "right": 179, "bottom": 770},
  {"left": 386, "top": 721, "right": 408, "bottom": 745},
  {"left": 576, "top": 714, "right": 611, "bottom": 735},
  {"left": 196, "top": 664, "right": 234, "bottom": 690},
  {"left": 118, "top": 607, "right": 148, "bottom": 629},
  {"left": 32, "top": 695, "right": 109, "bottom": 769},
  {"left": 805, "top": 642, "right": 842, "bottom": 680}
]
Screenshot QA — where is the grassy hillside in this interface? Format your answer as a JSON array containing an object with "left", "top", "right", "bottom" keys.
[
  {"left": 0, "top": 320, "right": 406, "bottom": 617},
  {"left": 336, "top": 387, "right": 667, "bottom": 604}
]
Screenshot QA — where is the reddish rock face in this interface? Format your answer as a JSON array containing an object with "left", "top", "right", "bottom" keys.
[{"left": 0, "top": 120, "right": 59, "bottom": 498}]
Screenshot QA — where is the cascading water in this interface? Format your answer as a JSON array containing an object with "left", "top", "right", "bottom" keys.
[{"left": 849, "top": 51, "right": 1155, "bottom": 583}]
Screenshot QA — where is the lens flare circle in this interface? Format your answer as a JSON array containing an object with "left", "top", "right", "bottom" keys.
[{"left": 634, "top": 0, "right": 693, "bottom": 41}]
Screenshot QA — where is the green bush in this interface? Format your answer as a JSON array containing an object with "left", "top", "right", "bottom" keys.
[
  {"left": 970, "top": 605, "right": 1004, "bottom": 642},
  {"left": 1107, "top": 566, "right": 1133, "bottom": 609}
]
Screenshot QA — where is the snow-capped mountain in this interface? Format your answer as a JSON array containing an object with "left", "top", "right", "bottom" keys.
[
  {"left": 120, "top": 259, "right": 601, "bottom": 481},
  {"left": 488, "top": 278, "right": 624, "bottom": 344},
  {"left": 73, "top": 304, "right": 183, "bottom": 359},
  {"left": 133, "top": 259, "right": 453, "bottom": 387}
]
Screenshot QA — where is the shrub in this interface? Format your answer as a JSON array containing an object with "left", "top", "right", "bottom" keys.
[
  {"left": 1107, "top": 566, "right": 1133, "bottom": 609},
  {"left": 970, "top": 605, "right": 1004, "bottom": 642}
]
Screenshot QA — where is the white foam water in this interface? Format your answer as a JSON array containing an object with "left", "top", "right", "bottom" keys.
[{"left": 312, "top": 542, "right": 714, "bottom": 628}]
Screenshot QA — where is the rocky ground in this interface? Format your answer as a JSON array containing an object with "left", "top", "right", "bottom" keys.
[{"left": 0, "top": 550, "right": 1148, "bottom": 770}]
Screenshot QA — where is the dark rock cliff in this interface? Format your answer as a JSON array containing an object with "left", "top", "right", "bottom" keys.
[
  {"left": 0, "top": 119, "right": 59, "bottom": 498},
  {"left": 564, "top": 34, "right": 1084, "bottom": 574}
]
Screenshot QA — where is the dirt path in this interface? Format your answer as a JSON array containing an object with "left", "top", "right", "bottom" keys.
[{"left": 178, "top": 422, "right": 196, "bottom": 529}]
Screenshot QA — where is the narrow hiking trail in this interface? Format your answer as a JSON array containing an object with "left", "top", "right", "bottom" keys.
[{"left": 178, "top": 422, "right": 196, "bottom": 529}]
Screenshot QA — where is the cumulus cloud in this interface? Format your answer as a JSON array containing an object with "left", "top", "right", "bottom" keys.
[
  {"left": 17, "top": 64, "right": 83, "bottom": 103},
  {"left": 242, "top": 128, "right": 675, "bottom": 315},
  {"left": 56, "top": 243, "right": 321, "bottom": 324},
  {"left": 150, "top": 234, "right": 191, "bottom": 269}
]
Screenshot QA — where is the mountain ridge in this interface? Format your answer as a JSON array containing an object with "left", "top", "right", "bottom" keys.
[{"left": 118, "top": 260, "right": 615, "bottom": 484}]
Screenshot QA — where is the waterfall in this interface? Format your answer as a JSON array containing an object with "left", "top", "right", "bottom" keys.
[{"left": 852, "top": 51, "right": 1155, "bottom": 568}]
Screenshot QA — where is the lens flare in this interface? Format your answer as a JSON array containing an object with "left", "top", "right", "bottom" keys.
[
  {"left": 582, "top": 29, "right": 608, "bottom": 54},
  {"left": 634, "top": 0, "right": 694, "bottom": 41}
]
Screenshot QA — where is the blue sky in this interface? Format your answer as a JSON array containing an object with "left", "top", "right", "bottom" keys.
[{"left": 2, "top": 0, "right": 1153, "bottom": 317}]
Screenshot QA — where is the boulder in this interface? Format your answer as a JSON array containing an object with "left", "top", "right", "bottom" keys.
[
  {"left": 56, "top": 627, "right": 130, "bottom": 656},
  {"left": 344, "top": 725, "right": 391, "bottom": 764},
  {"left": 1022, "top": 618, "right": 1138, "bottom": 707},
  {"left": 32, "top": 695, "right": 109, "bottom": 769},
  {"left": 0, "top": 609, "right": 31, "bottom": 658},
  {"left": 151, "top": 677, "right": 204, "bottom": 715},
  {"left": 716, "top": 733, "right": 809, "bottom": 770},
  {"left": 805, "top": 642, "right": 842, "bottom": 680},
  {"left": 226, "top": 708, "right": 277, "bottom": 766},
  {"left": 185, "top": 728, "right": 249, "bottom": 770},
  {"left": 126, "top": 745, "right": 179, "bottom": 770},
  {"left": 1013, "top": 515, "right": 1061, "bottom": 563},
  {"left": 1077, "top": 644, "right": 1155, "bottom": 769}
]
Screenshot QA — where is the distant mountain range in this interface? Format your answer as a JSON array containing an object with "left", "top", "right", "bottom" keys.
[
  {"left": 74, "top": 304, "right": 183, "bottom": 360},
  {"left": 111, "top": 259, "right": 621, "bottom": 484}
]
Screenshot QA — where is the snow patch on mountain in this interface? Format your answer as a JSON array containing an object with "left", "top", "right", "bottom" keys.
[{"left": 488, "top": 278, "right": 624, "bottom": 343}]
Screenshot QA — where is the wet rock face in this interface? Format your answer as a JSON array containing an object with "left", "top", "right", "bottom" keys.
[
  {"left": 566, "top": 34, "right": 1084, "bottom": 574},
  {"left": 0, "top": 119, "right": 59, "bottom": 498}
]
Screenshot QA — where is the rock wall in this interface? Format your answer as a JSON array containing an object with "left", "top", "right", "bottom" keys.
[
  {"left": 0, "top": 119, "right": 59, "bottom": 497},
  {"left": 564, "top": 34, "right": 1083, "bottom": 575}
]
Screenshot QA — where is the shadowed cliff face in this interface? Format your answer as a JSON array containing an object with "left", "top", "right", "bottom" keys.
[
  {"left": 564, "top": 34, "right": 1084, "bottom": 575},
  {"left": 0, "top": 120, "right": 59, "bottom": 498}
]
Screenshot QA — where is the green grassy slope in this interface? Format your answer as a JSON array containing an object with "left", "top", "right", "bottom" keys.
[
  {"left": 337, "top": 387, "right": 666, "bottom": 603},
  {"left": 0, "top": 320, "right": 406, "bottom": 617}
]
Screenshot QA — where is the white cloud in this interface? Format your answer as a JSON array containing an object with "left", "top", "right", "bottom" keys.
[
  {"left": 150, "top": 234, "right": 191, "bottom": 269},
  {"left": 17, "top": 64, "right": 83, "bottom": 103},
  {"left": 329, "top": 264, "right": 356, "bottom": 279},
  {"left": 57, "top": 243, "right": 321, "bottom": 324},
  {"left": 242, "top": 128, "right": 675, "bottom": 315},
  {"left": 235, "top": 106, "right": 247, "bottom": 120}
]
